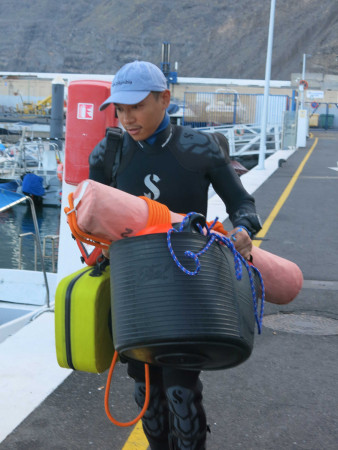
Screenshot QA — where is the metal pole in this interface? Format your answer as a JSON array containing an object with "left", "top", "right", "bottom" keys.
[
  {"left": 161, "top": 41, "right": 171, "bottom": 88},
  {"left": 50, "top": 75, "right": 65, "bottom": 150},
  {"left": 26, "top": 196, "right": 50, "bottom": 308},
  {"left": 18, "top": 127, "right": 27, "bottom": 172},
  {"left": 258, "top": 0, "right": 276, "bottom": 170},
  {"left": 18, "top": 232, "right": 38, "bottom": 270},
  {"left": 300, "top": 53, "right": 306, "bottom": 109},
  {"left": 301, "top": 53, "right": 306, "bottom": 81}
]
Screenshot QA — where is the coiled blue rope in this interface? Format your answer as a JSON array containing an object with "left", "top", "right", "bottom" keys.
[{"left": 166, "top": 212, "right": 265, "bottom": 334}]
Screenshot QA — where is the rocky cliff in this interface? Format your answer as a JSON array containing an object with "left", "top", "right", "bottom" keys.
[{"left": 0, "top": 0, "right": 337, "bottom": 80}]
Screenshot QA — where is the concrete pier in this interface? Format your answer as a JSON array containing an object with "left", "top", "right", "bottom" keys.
[{"left": 1, "top": 130, "right": 337, "bottom": 450}]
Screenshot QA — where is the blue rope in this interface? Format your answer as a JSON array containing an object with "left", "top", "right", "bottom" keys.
[{"left": 166, "top": 213, "right": 265, "bottom": 333}]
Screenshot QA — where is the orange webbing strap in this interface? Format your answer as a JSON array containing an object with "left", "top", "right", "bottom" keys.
[
  {"left": 104, "top": 351, "right": 150, "bottom": 427},
  {"left": 139, "top": 196, "right": 171, "bottom": 227},
  {"left": 137, "top": 199, "right": 229, "bottom": 237},
  {"left": 64, "top": 192, "right": 111, "bottom": 250}
]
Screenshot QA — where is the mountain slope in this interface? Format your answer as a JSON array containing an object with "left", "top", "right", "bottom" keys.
[{"left": 0, "top": 0, "right": 337, "bottom": 80}]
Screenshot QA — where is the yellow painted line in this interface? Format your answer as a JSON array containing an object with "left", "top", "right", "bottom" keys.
[
  {"left": 121, "top": 139, "right": 320, "bottom": 449},
  {"left": 122, "top": 420, "right": 149, "bottom": 449},
  {"left": 253, "top": 138, "right": 318, "bottom": 248}
]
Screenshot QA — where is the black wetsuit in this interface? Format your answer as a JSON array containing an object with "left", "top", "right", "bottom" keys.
[
  {"left": 89, "top": 122, "right": 262, "bottom": 450},
  {"left": 89, "top": 123, "right": 261, "bottom": 235}
]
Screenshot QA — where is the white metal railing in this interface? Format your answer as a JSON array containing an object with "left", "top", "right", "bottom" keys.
[
  {"left": 0, "top": 192, "right": 51, "bottom": 308},
  {"left": 18, "top": 233, "right": 59, "bottom": 274},
  {"left": 18, "top": 232, "right": 38, "bottom": 270},
  {"left": 0, "top": 129, "right": 63, "bottom": 180},
  {"left": 198, "top": 123, "right": 282, "bottom": 157},
  {"left": 43, "top": 235, "right": 59, "bottom": 273}
]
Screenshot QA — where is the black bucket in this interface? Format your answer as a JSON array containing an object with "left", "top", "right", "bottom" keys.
[{"left": 109, "top": 229, "right": 260, "bottom": 371}]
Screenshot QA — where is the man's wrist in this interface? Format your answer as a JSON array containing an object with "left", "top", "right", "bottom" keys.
[
  {"left": 232, "top": 212, "right": 262, "bottom": 236},
  {"left": 237, "top": 225, "right": 252, "bottom": 238}
]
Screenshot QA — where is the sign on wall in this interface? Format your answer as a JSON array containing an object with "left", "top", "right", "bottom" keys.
[{"left": 306, "top": 90, "right": 324, "bottom": 100}]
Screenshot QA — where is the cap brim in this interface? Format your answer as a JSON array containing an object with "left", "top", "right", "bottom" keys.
[{"left": 99, "top": 91, "right": 151, "bottom": 111}]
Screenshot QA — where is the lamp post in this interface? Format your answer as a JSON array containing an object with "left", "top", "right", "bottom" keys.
[
  {"left": 296, "top": 53, "right": 311, "bottom": 148},
  {"left": 300, "top": 53, "right": 311, "bottom": 109},
  {"left": 257, "top": 0, "right": 276, "bottom": 170}
]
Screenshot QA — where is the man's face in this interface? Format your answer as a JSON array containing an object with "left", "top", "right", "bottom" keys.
[{"left": 114, "top": 90, "right": 170, "bottom": 141}]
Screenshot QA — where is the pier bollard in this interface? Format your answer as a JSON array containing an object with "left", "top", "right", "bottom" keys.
[{"left": 50, "top": 76, "right": 65, "bottom": 150}]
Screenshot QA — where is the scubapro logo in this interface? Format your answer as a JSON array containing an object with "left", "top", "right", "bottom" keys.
[{"left": 144, "top": 174, "right": 160, "bottom": 200}]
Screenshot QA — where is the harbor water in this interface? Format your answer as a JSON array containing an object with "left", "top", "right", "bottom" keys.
[{"left": 0, "top": 203, "right": 61, "bottom": 272}]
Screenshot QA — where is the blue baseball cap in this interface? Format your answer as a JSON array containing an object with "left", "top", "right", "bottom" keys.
[{"left": 100, "top": 61, "right": 168, "bottom": 110}]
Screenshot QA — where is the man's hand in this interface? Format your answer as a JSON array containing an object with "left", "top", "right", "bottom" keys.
[
  {"left": 102, "top": 247, "right": 110, "bottom": 259},
  {"left": 228, "top": 227, "right": 252, "bottom": 260}
]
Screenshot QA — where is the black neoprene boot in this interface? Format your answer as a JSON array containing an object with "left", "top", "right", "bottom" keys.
[
  {"left": 166, "top": 380, "right": 207, "bottom": 450},
  {"left": 134, "top": 381, "right": 170, "bottom": 450}
]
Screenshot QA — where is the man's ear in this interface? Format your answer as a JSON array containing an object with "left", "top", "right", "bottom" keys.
[{"left": 161, "top": 89, "right": 171, "bottom": 109}]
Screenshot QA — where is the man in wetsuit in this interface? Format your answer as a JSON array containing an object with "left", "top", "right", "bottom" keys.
[{"left": 89, "top": 61, "right": 262, "bottom": 450}]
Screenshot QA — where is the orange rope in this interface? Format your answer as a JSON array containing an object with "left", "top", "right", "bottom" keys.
[
  {"left": 104, "top": 351, "right": 150, "bottom": 427},
  {"left": 64, "top": 192, "right": 111, "bottom": 249},
  {"left": 64, "top": 193, "right": 173, "bottom": 248},
  {"left": 65, "top": 191, "right": 227, "bottom": 249}
]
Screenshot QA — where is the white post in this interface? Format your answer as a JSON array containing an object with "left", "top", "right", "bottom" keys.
[
  {"left": 257, "top": 0, "right": 276, "bottom": 170},
  {"left": 300, "top": 53, "right": 306, "bottom": 110},
  {"left": 298, "top": 53, "right": 311, "bottom": 144}
]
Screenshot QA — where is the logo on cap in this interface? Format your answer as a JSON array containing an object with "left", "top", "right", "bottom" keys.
[{"left": 112, "top": 80, "right": 133, "bottom": 87}]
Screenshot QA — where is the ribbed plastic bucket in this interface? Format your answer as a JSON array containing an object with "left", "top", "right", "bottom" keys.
[{"left": 110, "top": 232, "right": 259, "bottom": 370}]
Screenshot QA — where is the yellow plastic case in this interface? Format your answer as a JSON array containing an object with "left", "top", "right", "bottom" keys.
[{"left": 55, "top": 262, "right": 114, "bottom": 373}]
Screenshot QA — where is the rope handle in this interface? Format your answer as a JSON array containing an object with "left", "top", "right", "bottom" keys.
[
  {"left": 167, "top": 213, "right": 265, "bottom": 333},
  {"left": 104, "top": 351, "right": 150, "bottom": 427}
]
